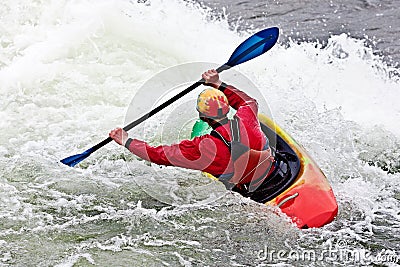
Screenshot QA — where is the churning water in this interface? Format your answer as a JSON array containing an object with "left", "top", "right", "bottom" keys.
[{"left": 0, "top": 0, "right": 399, "bottom": 266}]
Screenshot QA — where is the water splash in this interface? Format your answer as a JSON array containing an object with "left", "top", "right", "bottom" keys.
[{"left": 0, "top": 0, "right": 399, "bottom": 266}]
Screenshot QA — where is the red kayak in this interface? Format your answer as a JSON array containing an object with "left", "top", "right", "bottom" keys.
[{"left": 191, "top": 114, "right": 338, "bottom": 228}]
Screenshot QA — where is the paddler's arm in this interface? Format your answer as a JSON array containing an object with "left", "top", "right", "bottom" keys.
[
  {"left": 109, "top": 128, "right": 217, "bottom": 170},
  {"left": 203, "top": 69, "right": 267, "bottom": 150},
  {"left": 202, "top": 69, "right": 258, "bottom": 113}
]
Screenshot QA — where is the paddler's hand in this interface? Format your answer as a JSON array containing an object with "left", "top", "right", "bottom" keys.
[
  {"left": 109, "top": 128, "right": 128, "bottom": 146},
  {"left": 202, "top": 69, "right": 222, "bottom": 89}
]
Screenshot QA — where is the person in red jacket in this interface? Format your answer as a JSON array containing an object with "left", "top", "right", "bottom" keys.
[{"left": 110, "top": 69, "right": 282, "bottom": 201}]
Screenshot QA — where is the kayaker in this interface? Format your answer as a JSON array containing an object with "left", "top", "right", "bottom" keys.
[{"left": 109, "top": 69, "right": 291, "bottom": 202}]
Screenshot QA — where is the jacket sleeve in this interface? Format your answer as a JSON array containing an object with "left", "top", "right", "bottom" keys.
[
  {"left": 126, "top": 136, "right": 219, "bottom": 171},
  {"left": 219, "top": 82, "right": 266, "bottom": 151},
  {"left": 218, "top": 82, "right": 258, "bottom": 114}
]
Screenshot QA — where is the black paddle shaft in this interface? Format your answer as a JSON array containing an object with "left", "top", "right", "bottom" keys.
[{"left": 90, "top": 65, "right": 231, "bottom": 154}]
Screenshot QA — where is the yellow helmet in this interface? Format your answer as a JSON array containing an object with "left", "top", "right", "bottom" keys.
[{"left": 196, "top": 88, "right": 229, "bottom": 118}]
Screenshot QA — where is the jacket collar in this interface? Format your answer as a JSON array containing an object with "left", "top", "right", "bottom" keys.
[{"left": 210, "top": 117, "right": 229, "bottom": 129}]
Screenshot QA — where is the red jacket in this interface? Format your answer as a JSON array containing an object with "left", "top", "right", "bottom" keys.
[{"left": 126, "top": 84, "right": 268, "bottom": 177}]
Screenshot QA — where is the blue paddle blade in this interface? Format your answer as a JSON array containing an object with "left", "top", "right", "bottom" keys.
[
  {"left": 60, "top": 147, "right": 94, "bottom": 167},
  {"left": 226, "top": 27, "right": 279, "bottom": 67}
]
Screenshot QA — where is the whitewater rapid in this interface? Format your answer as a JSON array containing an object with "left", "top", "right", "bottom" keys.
[{"left": 0, "top": 0, "right": 399, "bottom": 266}]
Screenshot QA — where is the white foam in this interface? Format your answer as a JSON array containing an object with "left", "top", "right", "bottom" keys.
[{"left": 0, "top": 0, "right": 399, "bottom": 265}]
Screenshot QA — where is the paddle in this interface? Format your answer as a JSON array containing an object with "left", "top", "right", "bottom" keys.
[{"left": 61, "top": 27, "right": 279, "bottom": 167}]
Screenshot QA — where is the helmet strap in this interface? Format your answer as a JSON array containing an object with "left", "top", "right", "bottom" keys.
[
  {"left": 217, "top": 108, "right": 224, "bottom": 118},
  {"left": 200, "top": 116, "right": 229, "bottom": 129}
]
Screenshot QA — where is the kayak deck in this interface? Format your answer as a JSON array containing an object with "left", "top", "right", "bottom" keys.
[
  {"left": 258, "top": 114, "right": 338, "bottom": 228},
  {"left": 191, "top": 114, "right": 338, "bottom": 228}
]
